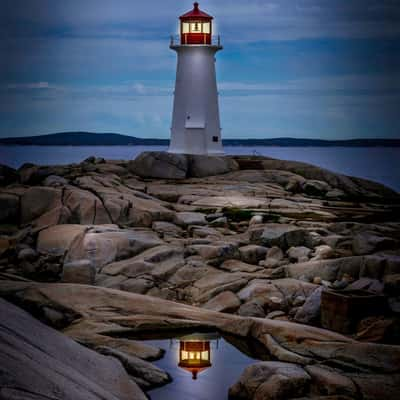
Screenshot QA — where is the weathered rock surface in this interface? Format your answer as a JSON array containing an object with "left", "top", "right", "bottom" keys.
[
  {"left": 128, "top": 151, "right": 239, "bottom": 179},
  {"left": 65, "top": 226, "right": 163, "bottom": 268},
  {"left": 228, "top": 361, "right": 311, "bottom": 400},
  {"left": 250, "top": 223, "right": 312, "bottom": 249},
  {"left": 305, "top": 365, "right": 358, "bottom": 398},
  {"left": 2, "top": 281, "right": 400, "bottom": 399},
  {"left": 129, "top": 151, "right": 188, "bottom": 179},
  {"left": 294, "top": 286, "right": 324, "bottom": 325},
  {"left": 1, "top": 152, "right": 400, "bottom": 399},
  {"left": 188, "top": 154, "right": 239, "bottom": 178},
  {"left": 239, "top": 244, "right": 268, "bottom": 264},
  {"left": 203, "top": 290, "right": 241, "bottom": 313},
  {"left": 173, "top": 211, "right": 207, "bottom": 227},
  {"left": 37, "top": 224, "right": 88, "bottom": 256},
  {"left": 288, "top": 245, "right": 312, "bottom": 263},
  {"left": 0, "top": 298, "right": 146, "bottom": 400},
  {"left": 62, "top": 259, "right": 96, "bottom": 284},
  {"left": 96, "top": 346, "right": 171, "bottom": 390}
]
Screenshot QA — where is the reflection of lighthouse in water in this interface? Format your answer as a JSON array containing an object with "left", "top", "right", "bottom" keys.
[{"left": 177, "top": 332, "right": 219, "bottom": 380}]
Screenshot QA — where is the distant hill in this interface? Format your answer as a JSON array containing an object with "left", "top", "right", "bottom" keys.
[
  {"left": 0, "top": 132, "right": 399, "bottom": 147},
  {"left": 0, "top": 132, "right": 169, "bottom": 146}
]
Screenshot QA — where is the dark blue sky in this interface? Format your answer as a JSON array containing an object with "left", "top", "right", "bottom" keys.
[{"left": 1, "top": 0, "right": 399, "bottom": 139}]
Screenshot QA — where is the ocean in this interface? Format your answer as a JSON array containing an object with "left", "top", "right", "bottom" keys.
[{"left": 0, "top": 145, "right": 399, "bottom": 192}]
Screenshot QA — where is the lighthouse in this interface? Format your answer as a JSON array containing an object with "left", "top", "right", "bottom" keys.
[{"left": 169, "top": 2, "right": 224, "bottom": 155}]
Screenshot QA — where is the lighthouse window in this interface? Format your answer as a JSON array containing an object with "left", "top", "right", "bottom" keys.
[
  {"left": 203, "top": 22, "right": 210, "bottom": 34},
  {"left": 182, "top": 22, "right": 189, "bottom": 34},
  {"left": 212, "top": 136, "right": 219, "bottom": 142},
  {"left": 191, "top": 22, "right": 201, "bottom": 32}
]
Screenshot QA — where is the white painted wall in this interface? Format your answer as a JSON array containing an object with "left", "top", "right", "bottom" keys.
[{"left": 169, "top": 45, "right": 224, "bottom": 155}]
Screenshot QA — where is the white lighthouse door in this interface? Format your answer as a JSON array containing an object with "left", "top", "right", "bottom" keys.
[
  {"left": 184, "top": 113, "right": 206, "bottom": 154},
  {"left": 184, "top": 127, "right": 206, "bottom": 155}
]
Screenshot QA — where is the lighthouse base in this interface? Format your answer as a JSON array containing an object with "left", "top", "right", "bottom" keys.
[
  {"left": 131, "top": 151, "right": 237, "bottom": 179},
  {"left": 168, "top": 147, "right": 225, "bottom": 156},
  {"left": 168, "top": 126, "right": 224, "bottom": 155}
]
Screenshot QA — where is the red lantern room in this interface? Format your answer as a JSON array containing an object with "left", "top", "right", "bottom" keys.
[{"left": 180, "top": 2, "right": 213, "bottom": 45}]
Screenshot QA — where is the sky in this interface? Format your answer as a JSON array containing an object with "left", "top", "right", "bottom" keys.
[{"left": 0, "top": 0, "right": 399, "bottom": 140}]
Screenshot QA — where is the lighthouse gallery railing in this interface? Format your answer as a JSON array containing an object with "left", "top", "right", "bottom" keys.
[{"left": 170, "top": 35, "right": 221, "bottom": 47}]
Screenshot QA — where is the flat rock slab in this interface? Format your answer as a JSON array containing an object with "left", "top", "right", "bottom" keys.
[{"left": 65, "top": 226, "right": 164, "bottom": 268}]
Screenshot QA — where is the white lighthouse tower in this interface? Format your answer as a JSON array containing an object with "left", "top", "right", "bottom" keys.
[{"left": 169, "top": 2, "right": 224, "bottom": 155}]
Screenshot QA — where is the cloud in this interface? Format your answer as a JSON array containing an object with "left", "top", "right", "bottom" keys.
[
  {"left": 1, "top": 0, "right": 399, "bottom": 42},
  {"left": 0, "top": 1, "right": 399, "bottom": 140},
  {"left": 6, "top": 82, "right": 50, "bottom": 90},
  {"left": 219, "top": 74, "right": 400, "bottom": 95},
  {"left": 1, "top": 75, "right": 398, "bottom": 139}
]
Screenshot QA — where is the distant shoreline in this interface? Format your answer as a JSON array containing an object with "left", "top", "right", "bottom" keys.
[
  {"left": 1, "top": 144, "right": 399, "bottom": 148},
  {"left": 1, "top": 132, "right": 399, "bottom": 147}
]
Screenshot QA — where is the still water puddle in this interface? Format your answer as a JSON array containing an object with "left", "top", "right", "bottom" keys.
[{"left": 137, "top": 331, "right": 268, "bottom": 400}]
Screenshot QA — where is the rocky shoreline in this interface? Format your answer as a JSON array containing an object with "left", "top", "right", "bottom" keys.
[{"left": 1, "top": 151, "right": 400, "bottom": 399}]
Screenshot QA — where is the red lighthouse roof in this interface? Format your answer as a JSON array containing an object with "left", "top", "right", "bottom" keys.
[{"left": 180, "top": 2, "right": 213, "bottom": 20}]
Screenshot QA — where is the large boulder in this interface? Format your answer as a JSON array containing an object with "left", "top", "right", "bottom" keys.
[
  {"left": 188, "top": 155, "right": 239, "bottom": 178},
  {"left": 0, "top": 298, "right": 146, "bottom": 400},
  {"left": 128, "top": 151, "right": 188, "bottom": 179},
  {"left": 294, "top": 286, "right": 324, "bottom": 325},
  {"left": 259, "top": 156, "right": 399, "bottom": 200},
  {"left": 250, "top": 223, "right": 311, "bottom": 249},
  {"left": 19, "top": 164, "right": 70, "bottom": 185},
  {"left": 20, "top": 186, "right": 62, "bottom": 224},
  {"left": 228, "top": 361, "right": 311, "bottom": 400},
  {"left": 285, "top": 256, "right": 366, "bottom": 282},
  {"left": 173, "top": 211, "right": 207, "bottom": 227},
  {"left": 37, "top": 224, "right": 88, "bottom": 256},
  {"left": 128, "top": 152, "right": 239, "bottom": 179},
  {"left": 64, "top": 187, "right": 112, "bottom": 225},
  {"left": 239, "top": 245, "right": 268, "bottom": 264}
]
